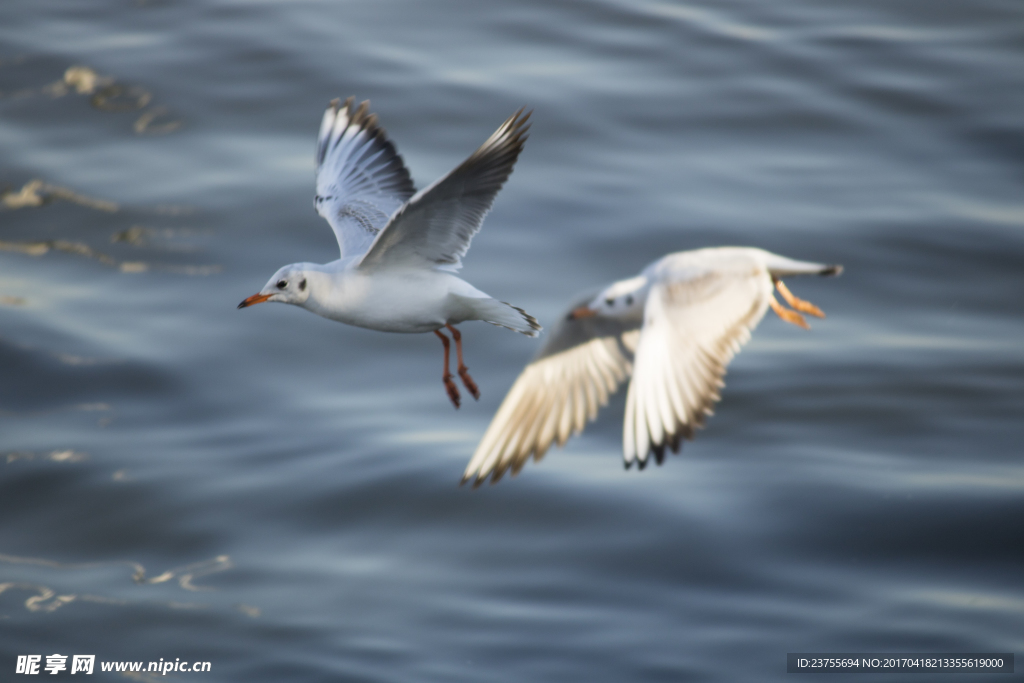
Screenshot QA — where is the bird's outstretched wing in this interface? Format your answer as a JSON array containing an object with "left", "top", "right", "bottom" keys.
[
  {"left": 315, "top": 97, "right": 415, "bottom": 260},
  {"left": 621, "top": 266, "right": 771, "bottom": 467},
  {"left": 357, "top": 109, "right": 530, "bottom": 272},
  {"left": 462, "top": 290, "right": 641, "bottom": 487}
]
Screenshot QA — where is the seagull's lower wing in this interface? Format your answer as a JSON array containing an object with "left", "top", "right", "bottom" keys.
[{"left": 462, "top": 292, "right": 639, "bottom": 487}]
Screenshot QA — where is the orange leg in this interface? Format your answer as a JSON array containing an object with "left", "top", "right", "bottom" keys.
[
  {"left": 774, "top": 279, "right": 825, "bottom": 318},
  {"left": 435, "top": 329, "right": 461, "bottom": 409},
  {"left": 769, "top": 293, "right": 810, "bottom": 329},
  {"left": 446, "top": 323, "right": 480, "bottom": 400}
]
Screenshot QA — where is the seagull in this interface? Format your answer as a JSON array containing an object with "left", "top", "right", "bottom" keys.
[
  {"left": 462, "top": 247, "right": 841, "bottom": 485},
  {"left": 239, "top": 97, "right": 540, "bottom": 408}
]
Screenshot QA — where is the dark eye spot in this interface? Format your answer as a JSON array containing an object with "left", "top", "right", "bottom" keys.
[
  {"left": 625, "top": 295, "right": 634, "bottom": 305},
  {"left": 299, "top": 279, "right": 307, "bottom": 291},
  {"left": 276, "top": 280, "right": 288, "bottom": 289},
  {"left": 605, "top": 298, "right": 615, "bottom": 306}
]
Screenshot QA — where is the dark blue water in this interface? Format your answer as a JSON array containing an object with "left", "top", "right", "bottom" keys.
[{"left": 2, "top": 1, "right": 1022, "bottom": 680}]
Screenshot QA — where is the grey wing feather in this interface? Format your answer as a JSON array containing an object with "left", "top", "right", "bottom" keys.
[
  {"left": 462, "top": 290, "right": 641, "bottom": 487},
  {"left": 315, "top": 97, "right": 415, "bottom": 260},
  {"left": 621, "top": 269, "right": 771, "bottom": 467},
  {"left": 358, "top": 109, "right": 530, "bottom": 271}
]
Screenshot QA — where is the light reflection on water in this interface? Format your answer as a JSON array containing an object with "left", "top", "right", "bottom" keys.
[{"left": 1, "top": 0, "right": 1022, "bottom": 680}]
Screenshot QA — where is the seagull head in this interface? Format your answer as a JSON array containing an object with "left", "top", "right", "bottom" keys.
[
  {"left": 238, "top": 264, "right": 313, "bottom": 309},
  {"left": 569, "top": 275, "right": 648, "bottom": 320}
]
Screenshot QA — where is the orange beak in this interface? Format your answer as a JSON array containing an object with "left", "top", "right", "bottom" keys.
[
  {"left": 238, "top": 292, "right": 272, "bottom": 309},
  {"left": 568, "top": 306, "right": 597, "bottom": 320}
]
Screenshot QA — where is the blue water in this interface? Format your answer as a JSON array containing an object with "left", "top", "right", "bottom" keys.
[{"left": 2, "top": 1, "right": 1022, "bottom": 680}]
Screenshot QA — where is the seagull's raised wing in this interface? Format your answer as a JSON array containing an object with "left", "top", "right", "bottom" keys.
[
  {"left": 315, "top": 97, "right": 415, "bottom": 260},
  {"left": 622, "top": 265, "right": 771, "bottom": 467},
  {"left": 357, "top": 109, "right": 530, "bottom": 272},
  {"left": 462, "top": 290, "right": 641, "bottom": 486}
]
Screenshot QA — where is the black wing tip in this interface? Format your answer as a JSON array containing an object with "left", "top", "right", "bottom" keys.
[
  {"left": 461, "top": 442, "right": 550, "bottom": 488},
  {"left": 505, "top": 107, "right": 532, "bottom": 143},
  {"left": 320, "top": 95, "right": 416, "bottom": 197},
  {"left": 460, "top": 470, "right": 508, "bottom": 488},
  {"left": 454, "top": 106, "right": 532, "bottom": 187},
  {"left": 465, "top": 472, "right": 502, "bottom": 489},
  {"left": 328, "top": 99, "right": 533, "bottom": 148},
  {"left": 462, "top": 473, "right": 488, "bottom": 489},
  {"left": 669, "top": 431, "right": 682, "bottom": 454},
  {"left": 482, "top": 107, "right": 532, "bottom": 156},
  {"left": 330, "top": 96, "right": 385, "bottom": 139},
  {"left": 820, "top": 264, "right": 843, "bottom": 277},
  {"left": 630, "top": 425, "right": 694, "bottom": 472},
  {"left": 517, "top": 305, "right": 543, "bottom": 334},
  {"left": 508, "top": 107, "right": 532, "bottom": 130}
]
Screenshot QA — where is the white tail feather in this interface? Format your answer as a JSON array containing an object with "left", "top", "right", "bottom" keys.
[{"left": 469, "top": 298, "right": 541, "bottom": 336}]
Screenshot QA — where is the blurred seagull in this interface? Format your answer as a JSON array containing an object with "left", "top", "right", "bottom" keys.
[
  {"left": 239, "top": 98, "right": 539, "bottom": 408},
  {"left": 462, "top": 247, "right": 841, "bottom": 485}
]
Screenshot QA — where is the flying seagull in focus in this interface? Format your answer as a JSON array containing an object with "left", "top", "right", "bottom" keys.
[
  {"left": 462, "top": 247, "right": 841, "bottom": 486},
  {"left": 239, "top": 97, "right": 539, "bottom": 407}
]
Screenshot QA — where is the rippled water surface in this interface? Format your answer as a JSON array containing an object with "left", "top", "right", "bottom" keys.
[{"left": 2, "top": 1, "right": 1022, "bottom": 680}]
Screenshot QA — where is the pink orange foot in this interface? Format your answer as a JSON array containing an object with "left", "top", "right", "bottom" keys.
[
  {"left": 775, "top": 279, "right": 825, "bottom": 318},
  {"left": 435, "top": 329, "right": 461, "bottom": 409},
  {"left": 445, "top": 323, "right": 480, "bottom": 401},
  {"left": 769, "top": 295, "right": 810, "bottom": 329},
  {"left": 443, "top": 373, "right": 461, "bottom": 409},
  {"left": 458, "top": 365, "right": 481, "bottom": 401}
]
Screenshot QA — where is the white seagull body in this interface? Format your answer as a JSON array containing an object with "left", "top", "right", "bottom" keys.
[
  {"left": 240, "top": 98, "right": 539, "bottom": 407},
  {"left": 462, "top": 247, "right": 841, "bottom": 485}
]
